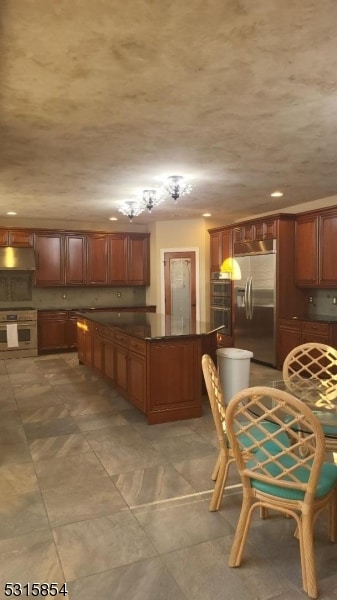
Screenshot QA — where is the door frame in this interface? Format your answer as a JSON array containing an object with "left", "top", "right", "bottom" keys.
[{"left": 160, "top": 247, "right": 200, "bottom": 320}]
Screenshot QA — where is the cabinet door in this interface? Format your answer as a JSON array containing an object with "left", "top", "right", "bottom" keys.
[
  {"left": 87, "top": 234, "right": 108, "bottom": 285},
  {"left": 210, "top": 231, "right": 222, "bottom": 271},
  {"left": 128, "top": 351, "right": 146, "bottom": 411},
  {"left": 77, "top": 320, "right": 90, "bottom": 363},
  {"left": 92, "top": 334, "right": 103, "bottom": 371},
  {"left": 8, "top": 230, "right": 33, "bottom": 247},
  {"left": 221, "top": 229, "right": 232, "bottom": 263},
  {"left": 277, "top": 319, "right": 302, "bottom": 368},
  {"left": 295, "top": 215, "right": 319, "bottom": 286},
  {"left": 233, "top": 224, "right": 254, "bottom": 243},
  {"left": 65, "top": 234, "right": 86, "bottom": 285},
  {"left": 34, "top": 234, "right": 64, "bottom": 286},
  {"left": 128, "top": 234, "right": 150, "bottom": 285},
  {"left": 103, "top": 339, "right": 115, "bottom": 382},
  {"left": 38, "top": 311, "right": 67, "bottom": 351},
  {"left": 114, "top": 342, "right": 128, "bottom": 395},
  {"left": 108, "top": 235, "right": 128, "bottom": 284},
  {"left": 67, "top": 312, "right": 78, "bottom": 349},
  {"left": 255, "top": 219, "right": 276, "bottom": 240},
  {"left": 319, "top": 211, "right": 337, "bottom": 286}
]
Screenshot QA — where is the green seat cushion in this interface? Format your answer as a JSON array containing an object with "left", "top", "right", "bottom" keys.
[{"left": 248, "top": 451, "right": 337, "bottom": 499}]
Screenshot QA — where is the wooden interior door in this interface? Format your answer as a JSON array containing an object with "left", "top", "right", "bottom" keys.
[{"left": 164, "top": 252, "right": 196, "bottom": 321}]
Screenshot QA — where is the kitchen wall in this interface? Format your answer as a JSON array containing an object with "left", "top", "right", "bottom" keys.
[{"left": 147, "top": 219, "right": 210, "bottom": 322}]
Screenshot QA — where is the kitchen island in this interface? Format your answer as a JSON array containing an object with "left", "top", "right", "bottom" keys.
[{"left": 77, "top": 311, "right": 218, "bottom": 424}]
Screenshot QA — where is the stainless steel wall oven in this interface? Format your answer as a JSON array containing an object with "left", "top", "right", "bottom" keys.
[{"left": 210, "top": 273, "right": 232, "bottom": 334}]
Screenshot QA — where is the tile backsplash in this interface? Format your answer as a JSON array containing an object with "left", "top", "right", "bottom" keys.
[
  {"left": 0, "top": 284, "right": 147, "bottom": 310},
  {"left": 308, "top": 289, "right": 337, "bottom": 317}
]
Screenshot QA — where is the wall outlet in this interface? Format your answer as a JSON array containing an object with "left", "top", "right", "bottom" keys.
[
  {"left": 333, "top": 297, "right": 337, "bottom": 305},
  {"left": 308, "top": 296, "right": 313, "bottom": 303},
  {"left": 62, "top": 292, "right": 67, "bottom": 299},
  {"left": 117, "top": 292, "right": 121, "bottom": 298}
]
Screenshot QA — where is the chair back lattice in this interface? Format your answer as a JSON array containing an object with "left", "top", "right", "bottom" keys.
[
  {"left": 283, "top": 343, "right": 337, "bottom": 381},
  {"left": 226, "top": 386, "right": 326, "bottom": 497},
  {"left": 201, "top": 354, "right": 227, "bottom": 450}
]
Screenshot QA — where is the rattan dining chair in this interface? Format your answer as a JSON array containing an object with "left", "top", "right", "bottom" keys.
[
  {"left": 282, "top": 342, "right": 337, "bottom": 381},
  {"left": 201, "top": 354, "right": 236, "bottom": 511},
  {"left": 283, "top": 342, "right": 337, "bottom": 453},
  {"left": 201, "top": 354, "right": 290, "bottom": 512},
  {"left": 226, "top": 385, "right": 337, "bottom": 599}
]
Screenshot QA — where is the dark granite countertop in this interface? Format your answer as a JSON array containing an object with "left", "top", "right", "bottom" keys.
[
  {"left": 79, "top": 310, "right": 220, "bottom": 340},
  {"left": 284, "top": 314, "right": 337, "bottom": 324},
  {"left": 37, "top": 305, "right": 156, "bottom": 312}
]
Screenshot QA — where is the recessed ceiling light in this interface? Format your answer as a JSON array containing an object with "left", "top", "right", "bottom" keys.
[
  {"left": 203, "top": 213, "right": 211, "bottom": 217},
  {"left": 271, "top": 191, "right": 283, "bottom": 197},
  {"left": 109, "top": 217, "right": 118, "bottom": 221},
  {"left": 6, "top": 211, "right": 17, "bottom": 216}
]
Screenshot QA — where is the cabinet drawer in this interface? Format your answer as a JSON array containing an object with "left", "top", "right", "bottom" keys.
[
  {"left": 114, "top": 330, "right": 129, "bottom": 347},
  {"left": 129, "top": 338, "right": 146, "bottom": 356},
  {"left": 279, "top": 318, "right": 302, "bottom": 331},
  {"left": 302, "top": 321, "right": 329, "bottom": 335}
]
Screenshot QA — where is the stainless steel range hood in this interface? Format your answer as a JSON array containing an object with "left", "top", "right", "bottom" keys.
[{"left": 0, "top": 247, "right": 36, "bottom": 270}]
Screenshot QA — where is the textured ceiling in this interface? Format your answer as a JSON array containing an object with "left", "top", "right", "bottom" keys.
[{"left": 1, "top": 0, "right": 337, "bottom": 226}]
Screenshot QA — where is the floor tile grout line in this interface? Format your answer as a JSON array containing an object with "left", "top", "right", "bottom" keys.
[{"left": 129, "top": 483, "right": 243, "bottom": 510}]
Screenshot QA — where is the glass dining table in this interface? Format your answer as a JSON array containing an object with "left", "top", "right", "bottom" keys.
[{"left": 272, "top": 377, "right": 337, "bottom": 449}]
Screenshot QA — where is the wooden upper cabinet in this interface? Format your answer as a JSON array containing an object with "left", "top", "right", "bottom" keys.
[
  {"left": 295, "top": 215, "right": 319, "bottom": 286},
  {"left": 209, "top": 229, "right": 232, "bottom": 271},
  {"left": 319, "top": 210, "right": 337, "bottom": 286},
  {"left": 108, "top": 234, "right": 128, "bottom": 284},
  {"left": 33, "top": 230, "right": 150, "bottom": 287},
  {"left": 0, "top": 229, "right": 33, "bottom": 247},
  {"left": 107, "top": 233, "right": 150, "bottom": 285},
  {"left": 233, "top": 223, "right": 254, "bottom": 243},
  {"left": 128, "top": 234, "right": 150, "bottom": 285},
  {"left": 255, "top": 219, "right": 276, "bottom": 240},
  {"left": 86, "top": 234, "right": 108, "bottom": 285},
  {"left": 65, "top": 234, "right": 86, "bottom": 285},
  {"left": 34, "top": 233, "right": 64, "bottom": 285},
  {"left": 234, "top": 218, "right": 276, "bottom": 243},
  {"left": 210, "top": 231, "right": 222, "bottom": 271},
  {"left": 221, "top": 229, "right": 232, "bottom": 264}
]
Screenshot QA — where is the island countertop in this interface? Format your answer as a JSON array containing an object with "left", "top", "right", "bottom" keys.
[{"left": 78, "top": 310, "right": 220, "bottom": 340}]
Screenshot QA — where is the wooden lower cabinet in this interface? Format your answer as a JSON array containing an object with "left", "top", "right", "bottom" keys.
[
  {"left": 114, "top": 341, "right": 129, "bottom": 397},
  {"left": 277, "top": 318, "right": 337, "bottom": 368},
  {"left": 128, "top": 347, "right": 146, "bottom": 412},
  {"left": 38, "top": 311, "right": 68, "bottom": 352},
  {"left": 77, "top": 316, "right": 208, "bottom": 423},
  {"left": 278, "top": 319, "right": 302, "bottom": 368},
  {"left": 102, "top": 338, "right": 114, "bottom": 382},
  {"left": 38, "top": 310, "right": 80, "bottom": 353}
]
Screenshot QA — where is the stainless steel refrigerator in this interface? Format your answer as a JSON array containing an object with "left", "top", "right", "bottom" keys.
[{"left": 233, "top": 239, "right": 276, "bottom": 366}]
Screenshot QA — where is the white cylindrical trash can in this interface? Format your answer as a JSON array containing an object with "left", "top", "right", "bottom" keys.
[{"left": 216, "top": 348, "right": 253, "bottom": 404}]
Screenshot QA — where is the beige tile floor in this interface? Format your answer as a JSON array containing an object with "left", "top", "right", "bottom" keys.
[{"left": 0, "top": 355, "right": 337, "bottom": 599}]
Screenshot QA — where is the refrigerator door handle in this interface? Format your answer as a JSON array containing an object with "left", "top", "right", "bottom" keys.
[
  {"left": 248, "top": 275, "right": 254, "bottom": 319},
  {"left": 244, "top": 278, "right": 249, "bottom": 319}
]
